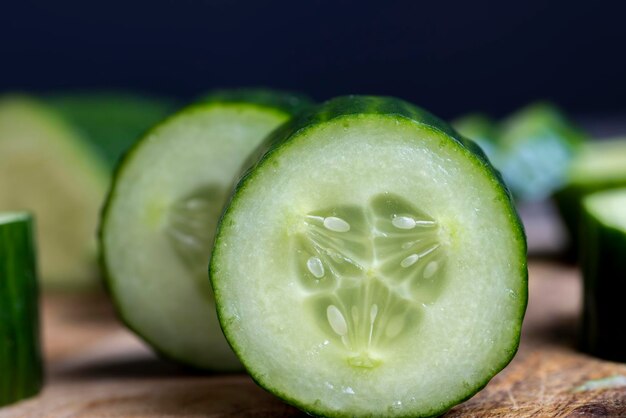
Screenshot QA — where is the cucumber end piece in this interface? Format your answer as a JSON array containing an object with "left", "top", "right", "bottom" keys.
[{"left": 0, "top": 212, "right": 44, "bottom": 406}]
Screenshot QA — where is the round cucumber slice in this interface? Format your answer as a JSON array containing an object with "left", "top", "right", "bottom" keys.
[
  {"left": 0, "top": 212, "right": 43, "bottom": 406},
  {"left": 211, "top": 96, "right": 528, "bottom": 417},
  {"left": 0, "top": 95, "right": 109, "bottom": 290},
  {"left": 100, "top": 90, "right": 313, "bottom": 370},
  {"left": 580, "top": 188, "right": 626, "bottom": 361}
]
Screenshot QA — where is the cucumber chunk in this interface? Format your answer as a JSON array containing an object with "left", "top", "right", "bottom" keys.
[
  {"left": 0, "top": 95, "right": 108, "bottom": 289},
  {"left": 580, "top": 188, "right": 626, "bottom": 361},
  {"left": 0, "top": 212, "right": 43, "bottom": 406},
  {"left": 100, "top": 90, "right": 313, "bottom": 370},
  {"left": 555, "top": 138, "right": 626, "bottom": 256},
  {"left": 499, "top": 102, "right": 585, "bottom": 201},
  {"left": 211, "top": 96, "right": 528, "bottom": 417}
]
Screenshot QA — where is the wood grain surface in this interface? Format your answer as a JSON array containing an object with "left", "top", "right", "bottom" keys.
[{"left": 1, "top": 262, "right": 625, "bottom": 417}]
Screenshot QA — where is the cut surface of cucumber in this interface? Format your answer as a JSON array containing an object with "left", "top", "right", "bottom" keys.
[
  {"left": 0, "top": 212, "right": 43, "bottom": 406},
  {"left": 584, "top": 189, "right": 626, "bottom": 231},
  {"left": 100, "top": 90, "right": 312, "bottom": 370},
  {"left": 580, "top": 188, "right": 626, "bottom": 361},
  {"left": 211, "top": 96, "right": 527, "bottom": 417},
  {"left": 0, "top": 95, "right": 108, "bottom": 289}
]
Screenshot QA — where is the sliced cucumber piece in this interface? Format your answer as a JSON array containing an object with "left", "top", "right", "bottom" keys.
[
  {"left": 100, "top": 90, "right": 313, "bottom": 370},
  {"left": 499, "top": 102, "right": 586, "bottom": 201},
  {"left": 580, "top": 188, "right": 626, "bottom": 361},
  {"left": 0, "top": 95, "right": 108, "bottom": 290},
  {"left": 451, "top": 113, "right": 500, "bottom": 163},
  {"left": 0, "top": 212, "right": 43, "bottom": 406},
  {"left": 46, "top": 92, "right": 179, "bottom": 169},
  {"left": 211, "top": 96, "right": 528, "bottom": 417},
  {"left": 554, "top": 138, "right": 626, "bottom": 256}
]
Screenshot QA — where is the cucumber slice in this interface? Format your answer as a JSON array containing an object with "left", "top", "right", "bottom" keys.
[
  {"left": 451, "top": 113, "right": 500, "bottom": 163},
  {"left": 0, "top": 95, "right": 109, "bottom": 290},
  {"left": 211, "top": 96, "right": 528, "bottom": 417},
  {"left": 100, "top": 90, "right": 313, "bottom": 370},
  {"left": 46, "top": 92, "right": 179, "bottom": 169},
  {"left": 499, "top": 102, "right": 585, "bottom": 201},
  {"left": 0, "top": 212, "right": 43, "bottom": 406},
  {"left": 580, "top": 188, "right": 626, "bottom": 361},
  {"left": 554, "top": 138, "right": 626, "bottom": 256}
]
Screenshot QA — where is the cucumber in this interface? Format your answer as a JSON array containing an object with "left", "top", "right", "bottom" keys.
[
  {"left": 0, "top": 212, "right": 43, "bottom": 406},
  {"left": 46, "top": 92, "right": 178, "bottom": 169},
  {"left": 451, "top": 113, "right": 500, "bottom": 163},
  {"left": 498, "top": 102, "right": 586, "bottom": 201},
  {"left": 100, "top": 89, "right": 313, "bottom": 370},
  {"left": 580, "top": 188, "right": 626, "bottom": 361},
  {"left": 554, "top": 138, "right": 626, "bottom": 257},
  {"left": 210, "top": 96, "right": 528, "bottom": 417},
  {"left": 0, "top": 95, "right": 109, "bottom": 290}
]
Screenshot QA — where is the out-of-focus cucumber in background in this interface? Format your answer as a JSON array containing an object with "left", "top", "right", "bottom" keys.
[
  {"left": 0, "top": 94, "right": 178, "bottom": 290},
  {"left": 1, "top": 0, "right": 626, "bottom": 289}
]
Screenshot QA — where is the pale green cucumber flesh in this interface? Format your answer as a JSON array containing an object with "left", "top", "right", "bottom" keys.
[
  {"left": 211, "top": 97, "right": 527, "bottom": 417},
  {"left": 0, "top": 95, "right": 108, "bottom": 289},
  {"left": 0, "top": 212, "right": 43, "bottom": 406},
  {"left": 584, "top": 188, "right": 626, "bottom": 229},
  {"left": 580, "top": 189, "right": 626, "bottom": 361},
  {"left": 101, "top": 101, "right": 298, "bottom": 370}
]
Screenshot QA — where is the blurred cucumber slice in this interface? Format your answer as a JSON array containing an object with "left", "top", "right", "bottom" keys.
[
  {"left": 100, "top": 89, "right": 313, "bottom": 370},
  {"left": 46, "top": 92, "right": 178, "bottom": 169},
  {"left": 0, "top": 95, "right": 108, "bottom": 289},
  {"left": 580, "top": 188, "right": 626, "bottom": 361},
  {"left": 499, "top": 102, "right": 586, "bottom": 201}
]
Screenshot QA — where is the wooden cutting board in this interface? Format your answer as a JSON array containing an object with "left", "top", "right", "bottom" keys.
[{"left": 1, "top": 262, "right": 625, "bottom": 417}]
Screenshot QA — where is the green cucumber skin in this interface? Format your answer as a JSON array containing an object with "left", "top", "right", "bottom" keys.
[
  {"left": 99, "top": 89, "right": 313, "bottom": 370},
  {"left": 46, "top": 92, "right": 179, "bottom": 170},
  {"left": 555, "top": 180, "right": 626, "bottom": 261},
  {"left": 580, "top": 205, "right": 626, "bottom": 361},
  {"left": 211, "top": 95, "right": 528, "bottom": 418},
  {"left": 0, "top": 214, "right": 43, "bottom": 406},
  {"left": 242, "top": 95, "right": 510, "bottom": 193},
  {"left": 451, "top": 113, "right": 500, "bottom": 163}
]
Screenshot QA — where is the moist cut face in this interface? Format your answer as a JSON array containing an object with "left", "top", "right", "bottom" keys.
[
  {"left": 210, "top": 98, "right": 528, "bottom": 418},
  {"left": 295, "top": 193, "right": 447, "bottom": 368}
]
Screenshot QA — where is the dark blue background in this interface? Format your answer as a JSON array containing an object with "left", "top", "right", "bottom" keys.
[{"left": 2, "top": 0, "right": 625, "bottom": 118}]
